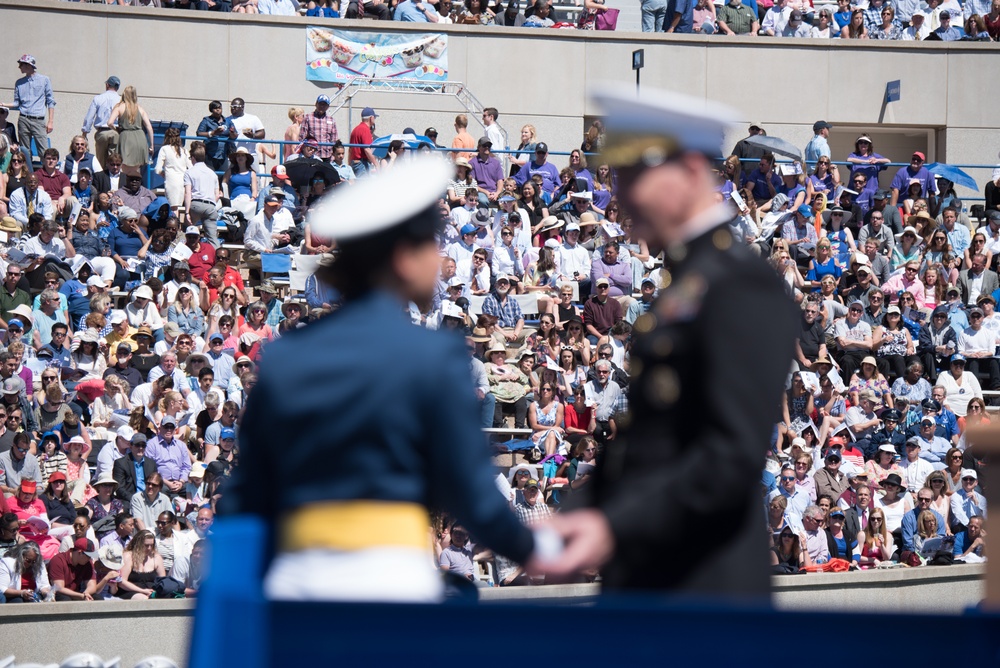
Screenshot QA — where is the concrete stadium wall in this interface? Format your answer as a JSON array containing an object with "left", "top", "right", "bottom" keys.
[
  {"left": 1, "top": 0, "right": 999, "bottom": 199},
  {"left": 0, "top": 565, "right": 984, "bottom": 666}
]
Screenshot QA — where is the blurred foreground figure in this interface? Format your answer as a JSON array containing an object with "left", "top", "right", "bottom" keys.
[
  {"left": 544, "top": 87, "right": 797, "bottom": 598},
  {"left": 228, "top": 156, "right": 537, "bottom": 602}
]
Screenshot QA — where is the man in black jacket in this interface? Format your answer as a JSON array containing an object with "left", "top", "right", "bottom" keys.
[
  {"left": 918, "top": 305, "right": 958, "bottom": 381},
  {"left": 544, "top": 88, "right": 797, "bottom": 599},
  {"left": 112, "top": 435, "right": 157, "bottom": 501},
  {"left": 729, "top": 122, "right": 767, "bottom": 163}
]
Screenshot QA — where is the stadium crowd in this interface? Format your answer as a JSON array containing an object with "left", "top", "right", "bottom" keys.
[
  {"left": 0, "top": 53, "right": 994, "bottom": 600},
  {"left": 50, "top": 0, "right": 1000, "bottom": 39}
]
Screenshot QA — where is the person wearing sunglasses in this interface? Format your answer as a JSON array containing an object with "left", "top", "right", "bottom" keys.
[
  {"left": 0, "top": 431, "right": 41, "bottom": 496},
  {"left": 957, "top": 304, "right": 1000, "bottom": 393},
  {"left": 834, "top": 299, "right": 874, "bottom": 380},
  {"left": 890, "top": 151, "right": 937, "bottom": 208},
  {"left": 804, "top": 120, "right": 832, "bottom": 171}
]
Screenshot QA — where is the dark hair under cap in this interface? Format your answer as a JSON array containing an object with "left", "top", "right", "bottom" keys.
[{"left": 318, "top": 204, "right": 446, "bottom": 300}]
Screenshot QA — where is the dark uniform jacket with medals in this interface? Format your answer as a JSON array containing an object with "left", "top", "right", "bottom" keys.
[{"left": 579, "top": 215, "right": 798, "bottom": 597}]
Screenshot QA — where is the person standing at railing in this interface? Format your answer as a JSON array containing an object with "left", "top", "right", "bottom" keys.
[
  {"left": 299, "top": 95, "right": 338, "bottom": 162},
  {"left": 890, "top": 152, "right": 936, "bottom": 208},
  {"left": 183, "top": 143, "right": 222, "bottom": 249},
  {"left": 196, "top": 101, "right": 228, "bottom": 173},
  {"left": 154, "top": 128, "right": 192, "bottom": 214},
  {"left": 2, "top": 55, "right": 55, "bottom": 166},
  {"left": 81, "top": 76, "right": 121, "bottom": 172},
  {"left": 482, "top": 107, "right": 505, "bottom": 171},
  {"left": 224, "top": 98, "right": 265, "bottom": 158},
  {"left": 107, "top": 86, "right": 155, "bottom": 177},
  {"left": 349, "top": 107, "right": 379, "bottom": 177},
  {"left": 451, "top": 113, "right": 476, "bottom": 163},
  {"left": 804, "top": 121, "right": 832, "bottom": 170}
]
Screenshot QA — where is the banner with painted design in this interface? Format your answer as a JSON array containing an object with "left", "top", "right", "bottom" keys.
[{"left": 306, "top": 28, "right": 448, "bottom": 83}]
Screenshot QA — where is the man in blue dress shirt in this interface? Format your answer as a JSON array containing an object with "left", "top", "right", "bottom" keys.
[
  {"left": 3, "top": 55, "right": 56, "bottom": 165},
  {"left": 933, "top": 11, "right": 965, "bottom": 40},
  {"left": 81, "top": 76, "right": 121, "bottom": 171},
  {"left": 230, "top": 155, "right": 539, "bottom": 602}
]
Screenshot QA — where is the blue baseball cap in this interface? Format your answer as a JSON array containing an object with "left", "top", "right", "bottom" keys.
[
  {"left": 209, "top": 333, "right": 224, "bottom": 343},
  {"left": 797, "top": 204, "right": 813, "bottom": 218},
  {"left": 220, "top": 427, "right": 236, "bottom": 440},
  {"left": 7, "top": 319, "right": 22, "bottom": 329},
  {"left": 361, "top": 106, "right": 378, "bottom": 119},
  {"left": 316, "top": 94, "right": 331, "bottom": 105},
  {"left": 499, "top": 195, "right": 516, "bottom": 203},
  {"left": 460, "top": 223, "right": 477, "bottom": 236},
  {"left": 951, "top": 353, "right": 966, "bottom": 364}
]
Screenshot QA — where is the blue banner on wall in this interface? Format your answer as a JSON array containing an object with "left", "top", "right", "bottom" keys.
[{"left": 306, "top": 28, "right": 448, "bottom": 83}]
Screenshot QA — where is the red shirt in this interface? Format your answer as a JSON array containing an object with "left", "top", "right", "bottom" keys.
[
  {"left": 35, "top": 168, "right": 71, "bottom": 201},
  {"left": 47, "top": 551, "right": 95, "bottom": 592},
  {"left": 10, "top": 497, "right": 46, "bottom": 528},
  {"left": 564, "top": 404, "right": 594, "bottom": 432},
  {"left": 187, "top": 242, "right": 216, "bottom": 281},
  {"left": 349, "top": 122, "right": 373, "bottom": 163},
  {"left": 207, "top": 271, "right": 244, "bottom": 305}
]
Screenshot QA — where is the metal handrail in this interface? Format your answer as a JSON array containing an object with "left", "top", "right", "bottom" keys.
[{"left": 144, "top": 132, "right": 588, "bottom": 188}]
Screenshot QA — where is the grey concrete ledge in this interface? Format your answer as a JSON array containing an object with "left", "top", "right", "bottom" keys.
[
  {"left": 771, "top": 562, "right": 985, "bottom": 591},
  {"left": 0, "top": 566, "right": 983, "bottom": 666},
  {"left": 0, "top": 563, "right": 982, "bottom": 614},
  {"left": 0, "top": 597, "right": 194, "bottom": 622}
]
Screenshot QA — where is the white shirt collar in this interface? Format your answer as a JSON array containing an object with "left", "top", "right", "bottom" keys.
[{"left": 678, "top": 203, "right": 735, "bottom": 245}]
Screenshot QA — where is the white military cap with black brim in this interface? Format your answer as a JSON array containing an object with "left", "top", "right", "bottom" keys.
[
  {"left": 308, "top": 155, "right": 453, "bottom": 244},
  {"left": 590, "top": 84, "right": 740, "bottom": 168}
]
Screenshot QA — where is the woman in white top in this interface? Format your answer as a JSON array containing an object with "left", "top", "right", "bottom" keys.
[
  {"left": 72, "top": 328, "right": 108, "bottom": 380},
  {"left": 875, "top": 474, "right": 913, "bottom": 534},
  {"left": 597, "top": 320, "right": 630, "bottom": 371},
  {"left": 90, "top": 375, "right": 132, "bottom": 434},
  {"left": 0, "top": 542, "right": 51, "bottom": 602},
  {"left": 936, "top": 354, "right": 983, "bottom": 417},
  {"left": 125, "top": 285, "right": 164, "bottom": 336},
  {"left": 153, "top": 128, "right": 192, "bottom": 211},
  {"left": 810, "top": 8, "right": 836, "bottom": 37}
]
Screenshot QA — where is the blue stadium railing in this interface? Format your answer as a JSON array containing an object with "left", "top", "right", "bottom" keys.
[{"left": 142, "top": 133, "right": 994, "bottom": 208}]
